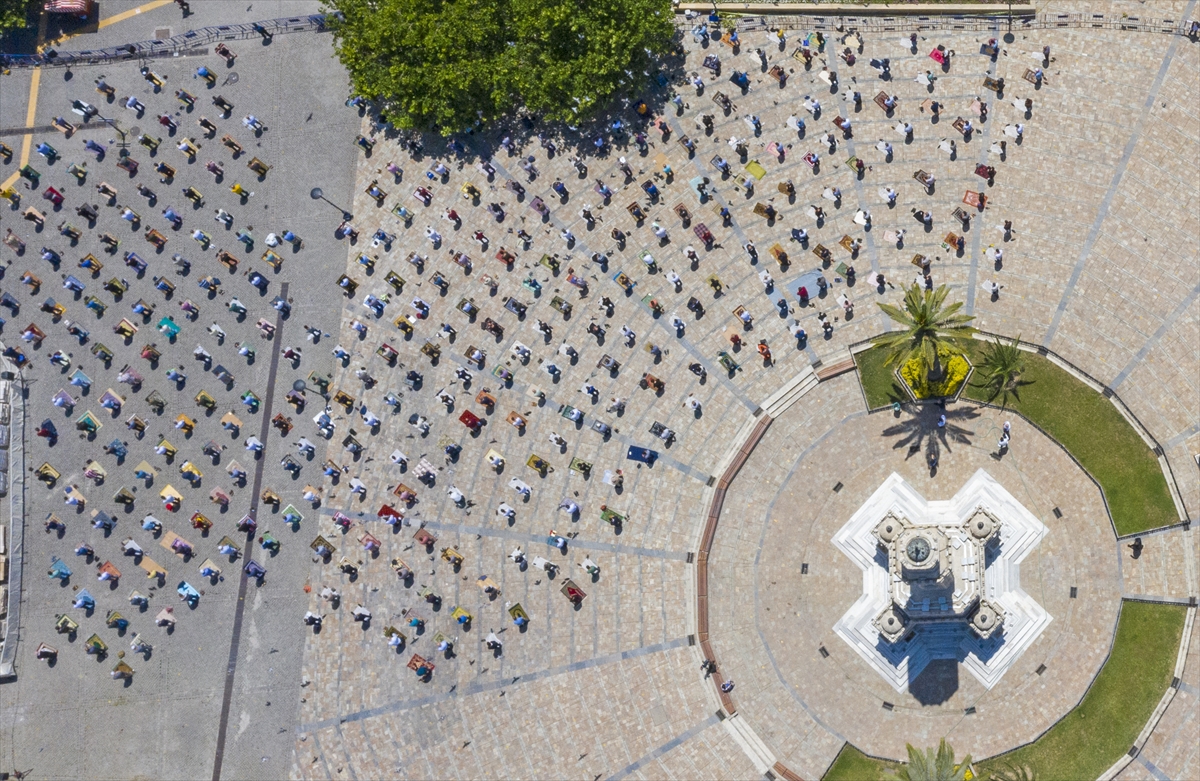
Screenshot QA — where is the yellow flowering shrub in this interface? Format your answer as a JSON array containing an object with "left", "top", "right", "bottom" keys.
[{"left": 900, "top": 347, "right": 970, "bottom": 399}]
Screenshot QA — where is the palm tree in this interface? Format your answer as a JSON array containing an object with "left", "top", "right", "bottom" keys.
[
  {"left": 973, "top": 335, "right": 1025, "bottom": 405},
  {"left": 891, "top": 739, "right": 971, "bottom": 781},
  {"left": 875, "top": 284, "right": 976, "bottom": 378},
  {"left": 988, "top": 763, "right": 1038, "bottom": 781}
]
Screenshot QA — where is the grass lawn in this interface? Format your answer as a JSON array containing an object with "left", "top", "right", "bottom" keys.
[
  {"left": 976, "top": 601, "right": 1186, "bottom": 781},
  {"left": 853, "top": 346, "right": 909, "bottom": 410},
  {"left": 958, "top": 348, "right": 1175, "bottom": 535},
  {"left": 855, "top": 343, "right": 1177, "bottom": 535},
  {"left": 823, "top": 603, "right": 1186, "bottom": 781},
  {"left": 823, "top": 743, "right": 902, "bottom": 781}
]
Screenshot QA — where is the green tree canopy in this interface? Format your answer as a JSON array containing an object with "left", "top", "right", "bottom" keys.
[
  {"left": 325, "top": 0, "right": 675, "bottom": 134},
  {"left": 0, "top": 0, "right": 35, "bottom": 35},
  {"left": 875, "top": 284, "right": 976, "bottom": 375}
]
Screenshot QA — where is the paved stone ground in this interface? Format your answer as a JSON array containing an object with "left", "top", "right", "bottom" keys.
[
  {"left": 1, "top": 2, "right": 1197, "bottom": 780},
  {"left": 283, "top": 12, "right": 1196, "bottom": 781},
  {"left": 709, "top": 377, "right": 1122, "bottom": 766}
]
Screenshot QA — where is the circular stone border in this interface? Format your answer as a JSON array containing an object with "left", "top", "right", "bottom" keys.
[{"left": 693, "top": 340, "right": 1196, "bottom": 781}]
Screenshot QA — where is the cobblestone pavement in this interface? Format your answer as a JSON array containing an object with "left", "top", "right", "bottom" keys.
[
  {"left": 710, "top": 379, "right": 1122, "bottom": 767},
  {"left": 1, "top": 3, "right": 1197, "bottom": 780}
]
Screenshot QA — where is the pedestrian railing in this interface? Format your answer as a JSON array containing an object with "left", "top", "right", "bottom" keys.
[
  {"left": 677, "top": 11, "right": 1194, "bottom": 37},
  {"left": 0, "top": 13, "right": 335, "bottom": 70},
  {"left": 7, "top": 10, "right": 1188, "bottom": 70},
  {"left": 0, "top": 362, "right": 26, "bottom": 679}
]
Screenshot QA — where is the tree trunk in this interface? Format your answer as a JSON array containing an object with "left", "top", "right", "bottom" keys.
[{"left": 928, "top": 354, "right": 945, "bottom": 382}]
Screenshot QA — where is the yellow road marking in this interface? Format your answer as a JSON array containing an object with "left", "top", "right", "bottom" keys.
[
  {"left": 0, "top": 14, "right": 47, "bottom": 190},
  {"left": 99, "top": 0, "right": 173, "bottom": 30},
  {"left": 44, "top": 0, "right": 173, "bottom": 46},
  {"left": 3, "top": 0, "right": 172, "bottom": 190}
]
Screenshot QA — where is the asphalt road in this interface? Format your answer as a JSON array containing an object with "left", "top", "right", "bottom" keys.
[{"left": 0, "top": 6, "right": 362, "bottom": 778}]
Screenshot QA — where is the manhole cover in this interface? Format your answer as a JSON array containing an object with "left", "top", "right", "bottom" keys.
[
  {"left": 223, "top": 72, "right": 239, "bottom": 86},
  {"left": 154, "top": 28, "right": 171, "bottom": 40},
  {"left": 128, "top": 125, "right": 141, "bottom": 137}
]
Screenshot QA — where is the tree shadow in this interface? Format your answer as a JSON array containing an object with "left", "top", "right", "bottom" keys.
[
  {"left": 970, "top": 376, "right": 1035, "bottom": 408},
  {"left": 366, "top": 47, "right": 688, "bottom": 167},
  {"left": 881, "top": 406, "right": 980, "bottom": 472}
]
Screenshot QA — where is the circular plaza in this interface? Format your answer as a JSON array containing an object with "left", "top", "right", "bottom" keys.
[{"left": 708, "top": 383, "right": 1122, "bottom": 765}]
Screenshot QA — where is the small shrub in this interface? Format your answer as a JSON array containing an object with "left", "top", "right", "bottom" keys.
[{"left": 900, "top": 347, "right": 969, "bottom": 399}]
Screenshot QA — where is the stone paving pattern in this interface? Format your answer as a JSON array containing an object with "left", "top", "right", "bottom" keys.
[
  {"left": 0, "top": 2, "right": 1196, "bottom": 780},
  {"left": 282, "top": 13, "right": 1197, "bottom": 781},
  {"left": 708, "top": 376, "right": 1122, "bottom": 766},
  {"left": 1120, "top": 525, "right": 1197, "bottom": 601}
]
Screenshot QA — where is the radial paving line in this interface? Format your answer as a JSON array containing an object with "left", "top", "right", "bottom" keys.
[
  {"left": 481, "top": 153, "right": 759, "bottom": 413},
  {"left": 1109, "top": 280, "right": 1200, "bottom": 390},
  {"left": 823, "top": 58, "right": 901, "bottom": 342},
  {"left": 606, "top": 713, "right": 722, "bottom": 781},
  {"left": 649, "top": 319, "right": 760, "bottom": 413},
  {"left": 662, "top": 111, "right": 823, "bottom": 354},
  {"left": 1042, "top": 0, "right": 1195, "bottom": 347},
  {"left": 1135, "top": 754, "right": 1173, "bottom": 781},
  {"left": 510, "top": 366, "right": 721, "bottom": 482},
  {"left": 824, "top": 61, "right": 881, "bottom": 279},
  {"left": 299, "top": 636, "right": 691, "bottom": 732},
  {"left": 442, "top": 348, "right": 724, "bottom": 482},
  {"left": 211, "top": 282, "right": 290, "bottom": 781},
  {"left": 318, "top": 507, "right": 690, "bottom": 561},
  {"left": 1164, "top": 421, "right": 1200, "bottom": 450},
  {"left": 965, "top": 23, "right": 1001, "bottom": 316}
]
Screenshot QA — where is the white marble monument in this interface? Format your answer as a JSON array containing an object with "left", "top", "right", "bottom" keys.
[{"left": 832, "top": 469, "right": 1051, "bottom": 691}]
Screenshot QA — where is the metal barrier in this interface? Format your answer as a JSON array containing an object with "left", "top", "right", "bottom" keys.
[
  {"left": 677, "top": 12, "right": 1194, "bottom": 37},
  {"left": 0, "top": 364, "right": 25, "bottom": 680},
  {"left": 6, "top": 8, "right": 1189, "bottom": 71},
  {"left": 0, "top": 13, "right": 335, "bottom": 70}
]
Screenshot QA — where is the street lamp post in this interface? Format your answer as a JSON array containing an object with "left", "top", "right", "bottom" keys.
[
  {"left": 310, "top": 188, "right": 352, "bottom": 220},
  {"left": 101, "top": 118, "right": 129, "bottom": 152}
]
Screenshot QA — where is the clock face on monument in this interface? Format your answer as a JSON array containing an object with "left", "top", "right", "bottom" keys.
[{"left": 905, "top": 536, "right": 931, "bottom": 563}]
